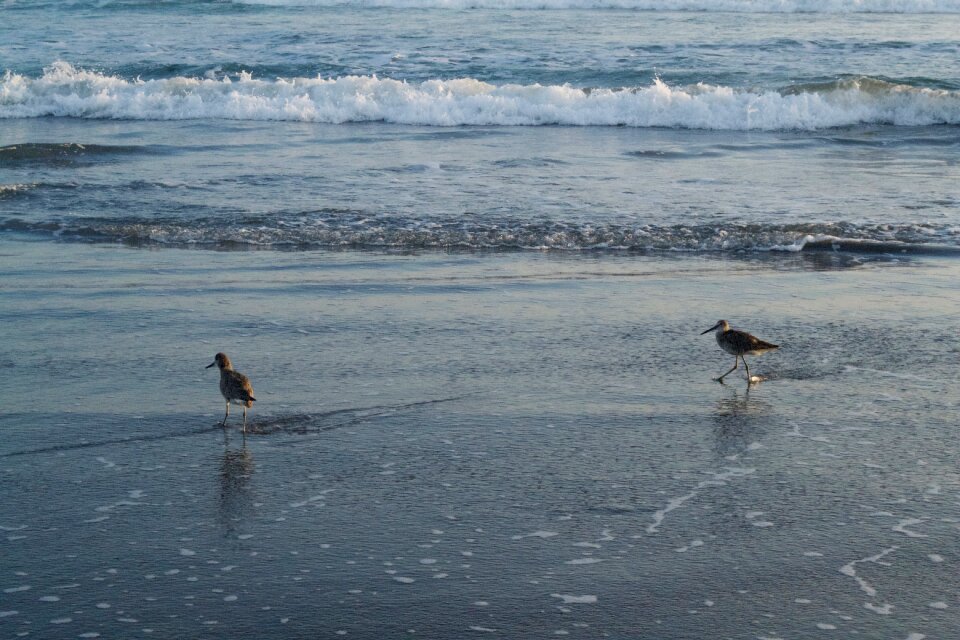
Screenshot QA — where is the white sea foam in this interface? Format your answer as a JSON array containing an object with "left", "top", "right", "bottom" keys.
[
  {"left": 839, "top": 546, "right": 897, "bottom": 613},
  {"left": 232, "top": 0, "right": 960, "bottom": 13},
  {"left": 94, "top": 499, "right": 141, "bottom": 513},
  {"left": 3, "top": 63, "right": 958, "bottom": 130},
  {"left": 648, "top": 467, "right": 755, "bottom": 533},
  {"left": 892, "top": 518, "right": 928, "bottom": 538},
  {"left": 551, "top": 593, "right": 598, "bottom": 604},
  {"left": 512, "top": 530, "right": 559, "bottom": 540},
  {"left": 290, "top": 490, "right": 335, "bottom": 507},
  {"left": 83, "top": 516, "right": 110, "bottom": 523},
  {"left": 675, "top": 539, "right": 704, "bottom": 552}
]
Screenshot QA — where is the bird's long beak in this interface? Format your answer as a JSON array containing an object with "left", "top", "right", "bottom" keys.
[
  {"left": 700, "top": 323, "right": 719, "bottom": 335},
  {"left": 205, "top": 361, "right": 216, "bottom": 369}
]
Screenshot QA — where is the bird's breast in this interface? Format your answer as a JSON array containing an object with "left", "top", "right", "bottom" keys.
[{"left": 716, "top": 333, "right": 740, "bottom": 355}]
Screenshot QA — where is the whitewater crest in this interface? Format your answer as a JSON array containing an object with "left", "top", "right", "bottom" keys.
[{"left": 2, "top": 62, "right": 959, "bottom": 130}]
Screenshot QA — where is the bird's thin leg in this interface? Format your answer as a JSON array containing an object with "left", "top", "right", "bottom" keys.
[
  {"left": 715, "top": 357, "right": 739, "bottom": 382},
  {"left": 242, "top": 406, "right": 247, "bottom": 434},
  {"left": 222, "top": 401, "right": 230, "bottom": 426},
  {"left": 742, "top": 356, "right": 752, "bottom": 382}
]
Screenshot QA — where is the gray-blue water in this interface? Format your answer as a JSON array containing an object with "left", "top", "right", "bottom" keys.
[
  {"left": 2, "top": 243, "right": 960, "bottom": 640},
  {"left": 2, "top": 3, "right": 960, "bottom": 639},
  {"left": 2, "top": 2, "right": 959, "bottom": 252}
]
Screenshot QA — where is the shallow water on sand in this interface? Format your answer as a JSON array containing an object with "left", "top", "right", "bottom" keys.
[
  {"left": 4, "top": 118, "right": 960, "bottom": 253},
  {"left": 1, "top": 239, "right": 958, "bottom": 639}
]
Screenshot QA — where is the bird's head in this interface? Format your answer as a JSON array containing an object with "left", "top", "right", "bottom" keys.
[
  {"left": 700, "top": 320, "right": 730, "bottom": 335},
  {"left": 206, "top": 352, "right": 232, "bottom": 370}
]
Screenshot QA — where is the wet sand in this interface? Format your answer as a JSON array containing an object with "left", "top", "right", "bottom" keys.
[{"left": 1, "top": 238, "right": 959, "bottom": 639}]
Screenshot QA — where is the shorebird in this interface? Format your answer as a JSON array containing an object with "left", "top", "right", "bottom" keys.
[
  {"left": 206, "top": 353, "right": 256, "bottom": 431},
  {"left": 700, "top": 320, "right": 779, "bottom": 383}
]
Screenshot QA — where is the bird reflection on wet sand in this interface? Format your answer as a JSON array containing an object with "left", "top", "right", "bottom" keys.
[
  {"left": 218, "top": 442, "right": 256, "bottom": 539},
  {"left": 712, "top": 389, "right": 770, "bottom": 460}
]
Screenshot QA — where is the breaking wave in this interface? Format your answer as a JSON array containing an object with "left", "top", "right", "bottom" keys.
[
  {"left": 3, "top": 213, "right": 959, "bottom": 254},
  {"left": 3, "top": 63, "right": 960, "bottom": 130}
]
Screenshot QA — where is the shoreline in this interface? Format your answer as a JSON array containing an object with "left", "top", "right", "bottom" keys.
[{"left": 2, "top": 237, "right": 958, "bottom": 638}]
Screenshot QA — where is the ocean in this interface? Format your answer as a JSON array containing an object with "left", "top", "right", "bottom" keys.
[{"left": 1, "top": 2, "right": 959, "bottom": 639}]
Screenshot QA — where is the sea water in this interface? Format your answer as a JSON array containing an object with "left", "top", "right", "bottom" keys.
[
  {"left": 2, "top": 2, "right": 959, "bottom": 639},
  {"left": 2, "top": 2, "right": 959, "bottom": 252}
]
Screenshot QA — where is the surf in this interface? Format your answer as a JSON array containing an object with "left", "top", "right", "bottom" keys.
[{"left": 3, "top": 63, "right": 960, "bottom": 130}]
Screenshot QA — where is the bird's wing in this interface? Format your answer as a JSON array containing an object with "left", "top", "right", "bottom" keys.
[
  {"left": 729, "top": 330, "right": 778, "bottom": 352},
  {"left": 232, "top": 371, "right": 256, "bottom": 401},
  {"left": 743, "top": 332, "right": 778, "bottom": 351}
]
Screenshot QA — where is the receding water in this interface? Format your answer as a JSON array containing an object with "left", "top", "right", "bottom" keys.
[{"left": 2, "top": 243, "right": 959, "bottom": 639}]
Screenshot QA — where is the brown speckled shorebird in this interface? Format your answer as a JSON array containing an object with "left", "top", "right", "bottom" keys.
[
  {"left": 701, "top": 320, "right": 779, "bottom": 383},
  {"left": 206, "top": 353, "right": 256, "bottom": 431}
]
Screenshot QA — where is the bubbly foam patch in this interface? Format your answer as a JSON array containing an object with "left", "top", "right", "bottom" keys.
[
  {"left": 551, "top": 593, "right": 598, "bottom": 604},
  {"left": 5, "top": 211, "right": 959, "bottom": 254}
]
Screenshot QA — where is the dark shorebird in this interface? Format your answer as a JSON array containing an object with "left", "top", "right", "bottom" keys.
[
  {"left": 206, "top": 353, "right": 256, "bottom": 431},
  {"left": 700, "top": 320, "right": 779, "bottom": 383}
]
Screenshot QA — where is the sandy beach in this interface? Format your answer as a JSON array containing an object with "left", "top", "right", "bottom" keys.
[{"left": 2, "top": 238, "right": 958, "bottom": 638}]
